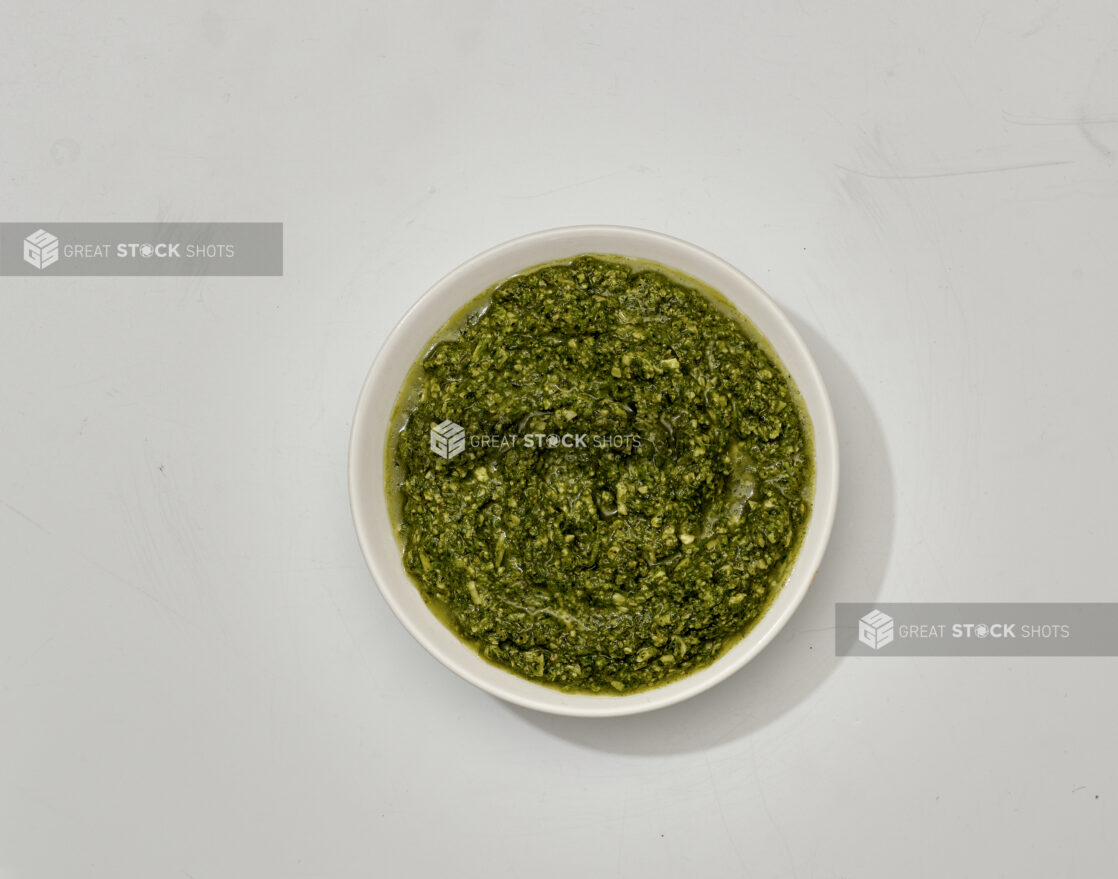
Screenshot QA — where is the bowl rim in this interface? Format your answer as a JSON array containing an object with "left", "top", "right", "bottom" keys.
[{"left": 348, "top": 225, "right": 839, "bottom": 717}]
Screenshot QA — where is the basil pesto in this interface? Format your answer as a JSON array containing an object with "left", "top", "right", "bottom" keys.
[{"left": 387, "top": 255, "right": 813, "bottom": 693}]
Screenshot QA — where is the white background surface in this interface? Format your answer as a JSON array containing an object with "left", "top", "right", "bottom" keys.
[{"left": 2, "top": 2, "right": 1116, "bottom": 876}]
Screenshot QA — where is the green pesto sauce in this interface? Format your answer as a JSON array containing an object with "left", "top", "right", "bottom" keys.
[{"left": 386, "top": 255, "right": 814, "bottom": 694}]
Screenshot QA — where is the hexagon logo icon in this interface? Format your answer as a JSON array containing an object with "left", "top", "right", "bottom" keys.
[
  {"left": 430, "top": 420, "right": 466, "bottom": 459},
  {"left": 858, "top": 609, "right": 894, "bottom": 650},
  {"left": 23, "top": 229, "right": 60, "bottom": 269}
]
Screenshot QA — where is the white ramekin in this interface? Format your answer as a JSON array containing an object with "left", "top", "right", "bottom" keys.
[{"left": 349, "top": 226, "right": 839, "bottom": 717}]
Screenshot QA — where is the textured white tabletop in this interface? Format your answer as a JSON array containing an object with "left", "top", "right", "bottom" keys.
[{"left": 2, "top": 2, "right": 1116, "bottom": 876}]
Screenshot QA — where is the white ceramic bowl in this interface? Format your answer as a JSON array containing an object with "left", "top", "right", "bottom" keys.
[{"left": 349, "top": 226, "right": 839, "bottom": 717}]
